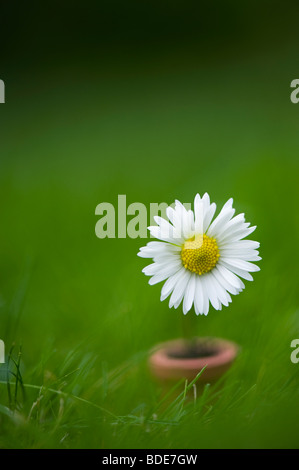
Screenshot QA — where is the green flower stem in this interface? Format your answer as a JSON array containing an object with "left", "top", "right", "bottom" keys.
[{"left": 181, "top": 313, "right": 198, "bottom": 352}]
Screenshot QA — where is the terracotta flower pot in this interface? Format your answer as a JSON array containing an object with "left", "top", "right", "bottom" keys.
[{"left": 148, "top": 337, "right": 239, "bottom": 387}]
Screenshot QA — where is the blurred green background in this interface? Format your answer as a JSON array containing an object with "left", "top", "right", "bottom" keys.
[{"left": 0, "top": 1, "right": 299, "bottom": 449}]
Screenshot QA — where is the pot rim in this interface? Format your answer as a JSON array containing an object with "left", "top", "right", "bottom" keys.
[{"left": 149, "top": 337, "right": 239, "bottom": 371}]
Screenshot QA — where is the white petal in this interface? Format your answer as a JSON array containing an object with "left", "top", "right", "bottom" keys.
[
  {"left": 204, "top": 274, "right": 221, "bottom": 310},
  {"left": 217, "top": 222, "right": 253, "bottom": 244},
  {"left": 220, "top": 258, "right": 260, "bottom": 272},
  {"left": 209, "top": 272, "right": 232, "bottom": 306},
  {"left": 166, "top": 200, "right": 192, "bottom": 240},
  {"left": 194, "top": 194, "right": 204, "bottom": 234},
  {"left": 219, "top": 261, "right": 254, "bottom": 281},
  {"left": 166, "top": 205, "right": 175, "bottom": 223},
  {"left": 220, "top": 240, "right": 260, "bottom": 250},
  {"left": 182, "top": 274, "right": 196, "bottom": 314},
  {"left": 160, "top": 268, "right": 186, "bottom": 301},
  {"left": 213, "top": 266, "right": 241, "bottom": 296},
  {"left": 203, "top": 202, "right": 217, "bottom": 232},
  {"left": 142, "top": 263, "right": 158, "bottom": 276},
  {"left": 142, "top": 259, "right": 182, "bottom": 276},
  {"left": 200, "top": 276, "right": 210, "bottom": 315},
  {"left": 138, "top": 250, "right": 154, "bottom": 258},
  {"left": 194, "top": 276, "right": 204, "bottom": 315},
  {"left": 142, "top": 241, "right": 181, "bottom": 251},
  {"left": 214, "top": 213, "right": 246, "bottom": 239},
  {"left": 152, "top": 253, "right": 181, "bottom": 264},
  {"left": 174, "top": 199, "right": 190, "bottom": 223},
  {"left": 187, "top": 210, "right": 195, "bottom": 235},
  {"left": 207, "top": 199, "right": 235, "bottom": 238},
  {"left": 148, "top": 262, "right": 183, "bottom": 285},
  {"left": 154, "top": 216, "right": 185, "bottom": 241},
  {"left": 166, "top": 206, "right": 183, "bottom": 236},
  {"left": 216, "top": 264, "right": 245, "bottom": 290},
  {"left": 219, "top": 225, "right": 257, "bottom": 244},
  {"left": 223, "top": 212, "right": 245, "bottom": 226},
  {"left": 219, "top": 248, "right": 260, "bottom": 261},
  {"left": 138, "top": 245, "right": 181, "bottom": 259},
  {"left": 148, "top": 225, "right": 184, "bottom": 244},
  {"left": 169, "top": 270, "right": 191, "bottom": 309},
  {"left": 154, "top": 215, "right": 174, "bottom": 233}
]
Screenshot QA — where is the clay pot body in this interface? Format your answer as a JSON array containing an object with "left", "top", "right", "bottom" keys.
[{"left": 148, "top": 337, "right": 239, "bottom": 386}]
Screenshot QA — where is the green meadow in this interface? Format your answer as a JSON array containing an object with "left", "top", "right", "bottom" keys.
[{"left": 0, "top": 47, "right": 299, "bottom": 448}]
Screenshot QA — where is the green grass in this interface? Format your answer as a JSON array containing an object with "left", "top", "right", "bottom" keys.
[{"left": 0, "top": 48, "right": 299, "bottom": 448}]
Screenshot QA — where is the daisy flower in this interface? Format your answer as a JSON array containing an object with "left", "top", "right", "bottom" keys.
[{"left": 138, "top": 193, "right": 261, "bottom": 315}]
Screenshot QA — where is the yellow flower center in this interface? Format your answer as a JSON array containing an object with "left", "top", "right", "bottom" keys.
[{"left": 181, "top": 234, "right": 220, "bottom": 275}]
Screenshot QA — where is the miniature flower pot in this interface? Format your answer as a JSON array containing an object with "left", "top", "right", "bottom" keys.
[{"left": 148, "top": 337, "right": 239, "bottom": 389}]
